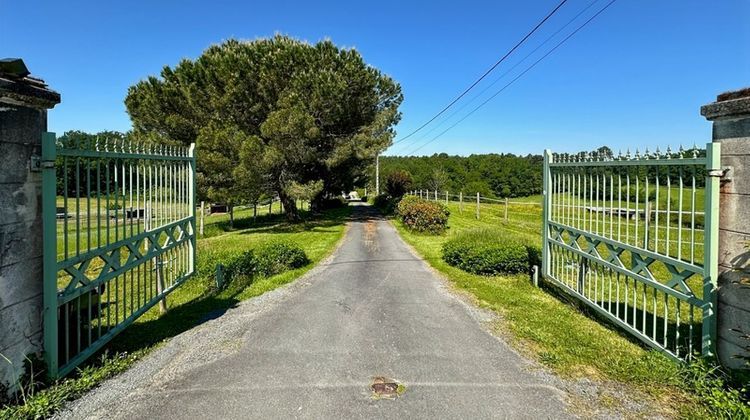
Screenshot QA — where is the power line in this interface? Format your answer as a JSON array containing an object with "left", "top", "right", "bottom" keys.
[
  {"left": 406, "top": 0, "right": 618, "bottom": 156},
  {"left": 391, "top": 0, "right": 602, "bottom": 153},
  {"left": 391, "top": 0, "right": 570, "bottom": 146}
]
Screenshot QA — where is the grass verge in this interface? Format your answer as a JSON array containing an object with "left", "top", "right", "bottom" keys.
[
  {"left": 1, "top": 206, "right": 350, "bottom": 419},
  {"left": 393, "top": 198, "right": 748, "bottom": 418}
]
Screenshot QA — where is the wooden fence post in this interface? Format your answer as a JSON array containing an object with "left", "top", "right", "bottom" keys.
[
  {"left": 476, "top": 192, "right": 480, "bottom": 219},
  {"left": 459, "top": 192, "right": 463, "bottom": 213},
  {"left": 504, "top": 197, "right": 509, "bottom": 221},
  {"left": 434, "top": 189, "right": 438, "bottom": 201},
  {"left": 269, "top": 198, "right": 272, "bottom": 215},
  {"left": 445, "top": 191, "right": 448, "bottom": 205}
]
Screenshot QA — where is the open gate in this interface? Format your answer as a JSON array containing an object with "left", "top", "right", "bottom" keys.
[
  {"left": 42, "top": 132, "right": 196, "bottom": 377},
  {"left": 541, "top": 144, "right": 720, "bottom": 360}
]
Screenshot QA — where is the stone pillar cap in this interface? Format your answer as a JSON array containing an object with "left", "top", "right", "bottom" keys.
[
  {"left": 701, "top": 87, "right": 750, "bottom": 121},
  {"left": 0, "top": 58, "right": 60, "bottom": 109}
]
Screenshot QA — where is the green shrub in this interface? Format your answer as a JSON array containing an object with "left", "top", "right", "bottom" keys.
[
  {"left": 224, "top": 250, "right": 256, "bottom": 281},
  {"left": 254, "top": 241, "right": 309, "bottom": 277},
  {"left": 373, "top": 194, "right": 397, "bottom": 214},
  {"left": 397, "top": 197, "right": 449, "bottom": 234},
  {"left": 442, "top": 228, "right": 533, "bottom": 275}
]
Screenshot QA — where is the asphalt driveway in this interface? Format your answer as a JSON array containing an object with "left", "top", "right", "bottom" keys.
[{"left": 61, "top": 203, "right": 571, "bottom": 419}]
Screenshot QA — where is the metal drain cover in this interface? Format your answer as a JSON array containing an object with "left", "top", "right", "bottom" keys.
[{"left": 371, "top": 376, "right": 403, "bottom": 398}]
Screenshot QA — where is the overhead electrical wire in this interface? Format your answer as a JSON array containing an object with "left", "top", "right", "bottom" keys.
[
  {"left": 391, "top": 0, "right": 570, "bottom": 146},
  {"left": 405, "top": 0, "right": 618, "bottom": 155},
  {"left": 391, "top": 0, "right": 602, "bottom": 153}
]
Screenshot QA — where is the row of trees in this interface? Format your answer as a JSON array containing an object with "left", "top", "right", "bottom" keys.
[
  {"left": 379, "top": 153, "right": 543, "bottom": 198},
  {"left": 379, "top": 145, "right": 707, "bottom": 200},
  {"left": 125, "top": 35, "right": 403, "bottom": 220}
]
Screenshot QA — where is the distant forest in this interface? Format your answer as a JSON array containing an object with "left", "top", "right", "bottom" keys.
[
  {"left": 379, "top": 153, "right": 543, "bottom": 198},
  {"left": 379, "top": 145, "right": 706, "bottom": 199}
]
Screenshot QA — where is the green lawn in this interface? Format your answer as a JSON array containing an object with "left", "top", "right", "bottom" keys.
[
  {"left": 3, "top": 205, "right": 349, "bottom": 419},
  {"left": 393, "top": 198, "right": 713, "bottom": 417}
]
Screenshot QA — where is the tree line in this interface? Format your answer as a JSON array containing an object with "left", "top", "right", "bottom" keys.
[{"left": 379, "top": 153, "right": 543, "bottom": 198}]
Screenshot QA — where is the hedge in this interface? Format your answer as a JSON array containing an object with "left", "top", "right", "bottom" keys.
[{"left": 442, "top": 228, "right": 537, "bottom": 275}]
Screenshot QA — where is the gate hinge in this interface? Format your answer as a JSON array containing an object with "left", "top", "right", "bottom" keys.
[{"left": 708, "top": 166, "right": 732, "bottom": 180}]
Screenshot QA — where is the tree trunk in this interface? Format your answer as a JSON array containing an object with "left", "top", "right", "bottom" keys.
[
  {"left": 229, "top": 205, "right": 234, "bottom": 227},
  {"left": 253, "top": 204, "right": 257, "bottom": 222},
  {"left": 278, "top": 190, "right": 300, "bottom": 222}
]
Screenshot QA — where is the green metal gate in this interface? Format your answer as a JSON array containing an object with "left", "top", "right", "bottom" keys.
[
  {"left": 541, "top": 144, "right": 720, "bottom": 360},
  {"left": 42, "top": 132, "right": 196, "bottom": 377}
]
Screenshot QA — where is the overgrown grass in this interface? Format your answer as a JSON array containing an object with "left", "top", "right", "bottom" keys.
[
  {"left": 394, "top": 198, "right": 749, "bottom": 418},
  {"left": 1, "top": 206, "right": 350, "bottom": 419}
]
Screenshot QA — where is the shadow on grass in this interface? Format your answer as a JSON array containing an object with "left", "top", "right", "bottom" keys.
[
  {"left": 537, "top": 279, "right": 701, "bottom": 357},
  {"left": 107, "top": 276, "right": 251, "bottom": 354},
  {"left": 97, "top": 207, "right": 352, "bottom": 356}
]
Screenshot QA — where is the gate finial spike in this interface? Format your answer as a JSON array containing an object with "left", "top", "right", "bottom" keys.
[
  {"left": 678, "top": 144, "right": 684, "bottom": 159},
  {"left": 666, "top": 145, "right": 672, "bottom": 159},
  {"left": 635, "top": 148, "right": 641, "bottom": 159},
  {"left": 617, "top": 149, "right": 623, "bottom": 160},
  {"left": 626, "top": 149, "right": 631, "bottom": 160},
  {"left": 645, "top": 147, "right": 651, "bottom": 160}
]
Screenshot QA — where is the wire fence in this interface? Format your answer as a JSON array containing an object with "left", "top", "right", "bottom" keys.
[{"left": 408, "top": 189, "right": 542, "bottom": 220}]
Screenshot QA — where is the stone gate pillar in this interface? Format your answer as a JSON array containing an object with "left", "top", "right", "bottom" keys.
[
  {"left": 0, "top": 59, "right": 60, "bottom": 390},
  {"left": 701, "top": 88, "right": 750, "bottom": 369}
]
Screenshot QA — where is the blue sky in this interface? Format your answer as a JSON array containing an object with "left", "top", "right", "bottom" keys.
[{"left": 3, "top": 0, "right": 749, "bottom": 156}]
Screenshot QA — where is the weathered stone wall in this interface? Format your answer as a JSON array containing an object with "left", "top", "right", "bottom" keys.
[
  {"left": 0, "top": 105, "right": 47, "bottom": 388},
  {"left": 702, "top": 89, "right": 750, "bottom": 370}
]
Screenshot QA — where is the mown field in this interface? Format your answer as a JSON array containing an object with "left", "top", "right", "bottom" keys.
[{"left": 394, "top": 197, "right": 746, "bottom": 418}]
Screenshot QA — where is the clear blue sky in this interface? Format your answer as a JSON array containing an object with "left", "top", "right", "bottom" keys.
[{"left": 4, "top": 0, "right": 749, "bottom": 156}]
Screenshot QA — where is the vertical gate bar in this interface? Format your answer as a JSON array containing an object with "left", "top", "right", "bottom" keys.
[
  {"left": 609, "top": 170, "right": 614, "bottom": 239},
  {"left": 115, "top": 158, "right": 120, "bottom": 243},
  {"left": 542, "top": 150, "right": 552, "bottom": 278},
  {"left": 655, "top": 164, "right": 660, "bottom": 253},
  {"left": 64, "top": 156, "right": 69, "bottom": 259},
  {"left": 106, "top": 159, "right": 110, "bottom": 246},
  {"left": 75, "top": 155, "right": 80, "bottom": 256},
  {"left": 596, "top": 170, "right": 600, "bottom": 235},
  {"left": 689, "top": 306, "right": 695, "bottom": 358},
  {"left": 618, "top": 167, "right": 622, "bottom": 242},
  {"left": 702, "top": 141, "right": 720, "bottom": 356},
  {"left": 635, "top": 169, "right": 640, "bottom": 247},
  {"left": 666, "top": 169, "right": 672, "bottom": 257},
  {"left": 86, "top": 158, "right": 91, "bottom": 252},
  {"left": 625, "top": 170, "right": 630, "bottom": 245},
  {"left": 690, "top": 165, "right": 696, "bottom": 264},
  {"left": 122, "top": 156, "right": 127, "bottom": 239},
  {"left": 644, "top": 167, "right": 650, "bottom": 250},
  {"left": 582, "top": 169, "right": 587, "bottom": 233},
  {"left": 662, "top": 293, "right": 669, "bottom": 349},
  {"left": 96, "top": 157, "right": 101, "bottom": 248},
  {"left": 42, "top": 132, "right": 59, "bottom": 378},
  {"left": 678, "top": 166, "right": 684, "bottom": 261},
  {"left": 189, "top": 144, "right": 196, "bottom": 275},
  {"left": 676, "top": 299, "right": 681, "bottom": 358}
]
